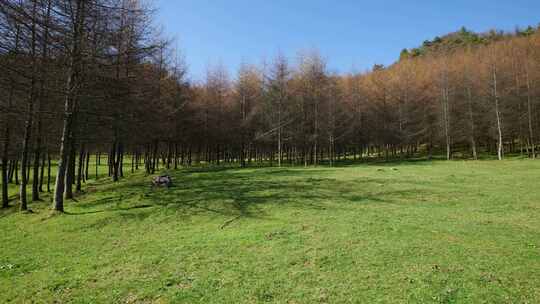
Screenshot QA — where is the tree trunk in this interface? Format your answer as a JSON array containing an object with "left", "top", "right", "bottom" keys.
[
  {"left": 1, "top": 116, "right": 10, "bottom": 208},
  {"left": 19, "top": 1, "right": 40, "bottom": 211},
  {"left": 47, "top": 153, "right": 51, "bottom": 193},
  {"left": 31, "top": 138, "right": 41, "bottom": 201},
  {"left": 65, "top": 142, "right": 76, "bottom": 199},
  {"left": 76, "top": 144, "right": 84, "bottom": 192},
  {"left": 53, "top": 0, "right": 86, "bottom": 212},
  {"left": 96, "top": 152, "right": 100, "bottom": 179},
  {"left": 39, "top": 151, "right": 45, "bottom": 192},
  {"left": 112, "top": 142, "right": 119, "bottom": 182},
  {"left": 492, "top": 62, "right": 504, "bottom": 160},
  {"left": 85, "top": 150, "right": 90, "bottom": 181},
  {"left": 441, "top": 67, "right": 452, "bottom": 161},
  {"left": 525, "top": 62, "right": 535, "bottom": 159},
  {"left": 466, "top": 85, "right": 478, "bottom": 160},
  {"left": 1, "top": 148, "right": 8, "bottom": 209}
]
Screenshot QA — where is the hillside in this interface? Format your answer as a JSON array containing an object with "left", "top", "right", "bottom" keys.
[
  {"left": 399, "top": 24, "right": 539, "bottom": 60},
  {"left": 1, "top": 159, "right": 539, "bottom": 303}
]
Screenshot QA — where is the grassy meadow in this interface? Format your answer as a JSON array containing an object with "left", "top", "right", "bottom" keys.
[{"left": 1, "top": 158, "right": 539, "bottom": 303}]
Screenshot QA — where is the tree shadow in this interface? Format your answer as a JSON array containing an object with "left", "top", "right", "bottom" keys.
[
  {"left": 65, "top": 165, "right": 435, "bottom": 232},
  {"left": 0, "top": 204, "right": 18, "bottom": 219},
  {"left": 65, "top": 204, "right": 154, "bottom": 215}
]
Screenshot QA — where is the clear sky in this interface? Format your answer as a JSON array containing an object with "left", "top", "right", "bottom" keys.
[{"left": 155, "top": 0, "right": 539, "bottom": 80}]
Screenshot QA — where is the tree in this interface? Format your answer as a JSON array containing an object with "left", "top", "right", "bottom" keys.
[{"left": 265, "top": 54, "right": 291, "bottom": 167}]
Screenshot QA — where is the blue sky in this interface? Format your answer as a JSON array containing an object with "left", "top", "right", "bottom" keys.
[{"left": 155, "top": 0, "right": 540, "bottom": 80}]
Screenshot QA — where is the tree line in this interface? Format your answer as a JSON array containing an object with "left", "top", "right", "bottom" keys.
[{"left": 1, "top": 1, "right": 539, "bottom": 212}]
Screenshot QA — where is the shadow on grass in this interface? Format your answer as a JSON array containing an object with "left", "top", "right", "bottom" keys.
[
  {"left": 65, "top": 204, "right": 154, "bottom": 215},
  {"left": 59, "top": 165, "right": 434, "bottom": 231},
  {"left": 0, "top": 205, "right": 17, "bottom": 219}
]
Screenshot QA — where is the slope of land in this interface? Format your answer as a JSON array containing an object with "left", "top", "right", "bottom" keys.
[
  {"left": 400, "top": 25, "right": 539, "bottom": 59},
  {"left": 1, "top": 159, "right": 539, "bottom": 303}
]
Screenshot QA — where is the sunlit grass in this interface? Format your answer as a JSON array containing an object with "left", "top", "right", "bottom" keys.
[{"left": 1, "top": 158, "right": 539, "bottom": 303}]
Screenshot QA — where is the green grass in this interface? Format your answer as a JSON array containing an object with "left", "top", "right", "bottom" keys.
[{"left": 1, "top": 159, "right": 540, "bottom": 303}]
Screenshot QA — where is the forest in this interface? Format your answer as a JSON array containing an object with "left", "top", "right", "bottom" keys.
[{"left": 2, "top": 0, "right": 540, "bottom": 213}]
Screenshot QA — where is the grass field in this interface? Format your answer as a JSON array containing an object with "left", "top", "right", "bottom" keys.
[{"left": 1, "top": 159, "right": 539, "bottom": 303}]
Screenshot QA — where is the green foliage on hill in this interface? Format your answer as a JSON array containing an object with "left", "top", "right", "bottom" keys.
[{"left": 400, "top": 24, "right": 540, "bottom": 60}]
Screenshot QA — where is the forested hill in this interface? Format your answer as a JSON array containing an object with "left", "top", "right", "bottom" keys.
[{"left": 399, "top": 24, "right": 540, "bottom": 60}]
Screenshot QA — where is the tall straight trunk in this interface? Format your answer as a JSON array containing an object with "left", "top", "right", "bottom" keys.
[
  {"left": 39, "top": 151, "right": 45, "bottom": 192},
  {"left": 53, "top": 0, "right": 86, "bottom": 212},
  {"left": 47, "top": 153, "right": 51, "bottom": 192},
  {"left": 314, "top": 93, "right": 319, "bottom": 166},
  {"left": 492, "top": 61, "right": 504, "bottom": 160},
  {"left": 8, "top": 157, "right": 15, "bottom": 183},
  {"left": 179, "top": 145, "right": 185, "bottom": 166},
  {"left": 109, "top": 146, "right": 114, "bottom": 177},
  {"left": 96, "top": 152, "right": 100, "bottom": 179},
  {"left": 85, "top": 150, "right": 89, "bottom": 181},
  {"left": 525, "top": 59, "right": 535, "bottom": 158},
  {"left": 20, "top": 1, "right": 40, "bottom": 211},
  {"left": 8, "top": 160, "right": 14, "bottom": 183},
  {"left": 151, "top": 140, "right": 158, "bottom": 174},
  {"left": 107, "top": 149, "right": 111, "bottom": 176},
  {"left": 145, "top": 147, "right": 150, "bottom": 174},
  {"left": 240, "top": 95, "right": 247, "bottom": 168},
  {"left": 14, "top": 159, "right": 19, "bottom": 185},
  {"left": 511, "top": 53, "right": 526, "bottom": 157},
  {"left": 65, "top": 142, "right": 76, "bottom": 199},
  {"left": 165, "top": 142, "right": 169, "bottom": 169},
  {"left": 31, "top": 0, "right": 51, "bottom": 202},
  {"left": 462, "top": 50, "right": 478, "bottom": 160},
  {"left": 113, "top": 141, "right": 123, "bottom": 181},
  {"left": 466, "top": 85, "right": 478, "bottom": 160},
  {"left": 31, "top": 139, "right": 41, "bottom": 201},
  {"left": 135, "top": 149, "right": 140, "bottom": 170},
  {"left": 216, "top": 145, "right": 220, "bottom": 166},
  {"left": 2, "top": 20, "right": 20, "bottom": 209},
  {"left": 1, "top": 89, "right": 12, "bottom": 207},
  {"left": 112, "top": 142, "right": 119, "bottom": 181},
  {"left": 26, "top": 160, "right": 31, "bottom": 182},
  {"left": 441, "top": 66, "right": 451, "bottom": 161},
  {"left": 76, "top": 144, "right": 84, "bottom": 192},
  {"left": 55, "top": 117, "right": 74, "bottom": 210},
  {"left": 119, "top": 148, "right": 124, "bottom": 177},
  {"left": 175, "top": 144, "right": 179, "bottom": 169},
  {"left": 277, "top": 85, "right": 284, "bottom": 168},
  {"left": 1, "top": 150, "right": 8, "bottom": 208},
  {"left": 329, "top": 136, "right": 335, "bottom": 167},
  {"left": 277, "top": 125, "right": 282, "bottom": 167}
]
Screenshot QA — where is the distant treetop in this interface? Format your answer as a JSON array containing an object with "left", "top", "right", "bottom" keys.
[{"left": 400, "top": 24, "right": 540, "bottom": 60}]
